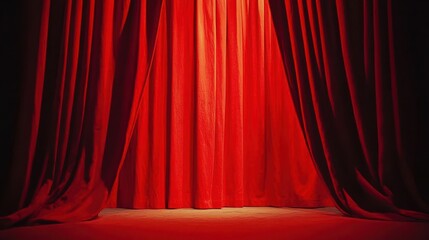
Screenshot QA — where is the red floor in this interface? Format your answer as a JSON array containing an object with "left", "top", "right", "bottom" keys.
[{"left": 1, "top": 207, "right": 428, "bottom": 240}]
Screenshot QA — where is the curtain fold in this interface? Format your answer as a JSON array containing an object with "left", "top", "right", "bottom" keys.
[
  {"left": 107, "top": 0, "right": 331, "bottom": 209},
  {"left": 0, "top": 0, "right": 163, "bottom": 227},
  {"left": 1, "top": 0, "right": 333, "bottom": 228},
  {"left": 269, "top": 0, "right": 429, "bottom": 220},
  {"left": 6, "top": 0, "right": 426, "bottom": 227}
]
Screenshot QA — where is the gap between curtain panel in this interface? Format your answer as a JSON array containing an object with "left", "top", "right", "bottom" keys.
[{"left": 107, "top": 0, "right": 331, "bottom": 209}]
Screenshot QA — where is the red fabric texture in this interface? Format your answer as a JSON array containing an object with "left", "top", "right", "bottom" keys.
[
  {"left": 2, "top": 0, "right": 428, "bottom": 227},
  {"left": 1, "top": 0, "right": 332, "bottom": 228},
  {"left": 1, "top": 0, "right": 163, "bottom": 227},
  {"left": 269, "top": 0, "right": 429, "bottom": 220},
  {"left": 107, "top": 0, "right": 331, "bottom": 209}
]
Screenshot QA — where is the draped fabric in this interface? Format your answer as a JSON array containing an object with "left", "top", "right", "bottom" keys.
[
  {"left": 107, "top": 0, "right": 331, "bottom": 209},
  {"left": 269, "top": 0, "right": 429, "bottom": 220},
  {"left": 2, "top": 0, "right": 428, "bottom": 228},
  {"left": 1, "top": 0, "right": 164, "bottom": 227},
  {"left": 1, "top": 0, "right": 332, "bottom": 228}
]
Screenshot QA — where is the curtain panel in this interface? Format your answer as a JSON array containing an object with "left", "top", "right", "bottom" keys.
[{"left": 269, "top": 0, "right": 429, "bottom": 220}]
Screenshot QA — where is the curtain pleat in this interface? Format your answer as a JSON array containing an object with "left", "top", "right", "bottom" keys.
[
  {"left": 108, "top": 0, "right": 331, "bottom": 209},
  {"left": 269, "top": 0, "right": 429, "bottom": 220},
  {"left": 1, "top": 0, "right": 163, "bottom": 227}
]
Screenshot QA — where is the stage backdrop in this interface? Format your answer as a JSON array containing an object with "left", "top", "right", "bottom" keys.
[
  {"left": 107, "top": 0, "right": 330, "bottom": 209},
  {"left": 0, "top": 0, "right": 428, "bottom": 228},
  {"left": 0, "top": 0, "right": 331, "bottom": 227}
]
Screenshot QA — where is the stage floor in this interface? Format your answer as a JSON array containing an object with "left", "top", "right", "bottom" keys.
[{"left": 1, "top": 207, "right": 428, "bottom": 240}]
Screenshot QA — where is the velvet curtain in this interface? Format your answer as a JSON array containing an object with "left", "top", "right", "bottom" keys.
[
  {"left": 1, "top": 0, "right": 331, "bottom": 228},
  {"left": 1, "top": 0, "right": 163, "bottom": 227},
  {"left": 1, "top": 0, "right": 428, "bottom": 228},
  {"left": 107, "top": 0, "right": 330, "bottom": 209},
  {"left": 269, "top": 0, "right": 429, "bottom": 220}
]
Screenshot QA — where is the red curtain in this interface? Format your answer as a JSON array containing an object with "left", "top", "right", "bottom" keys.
[
  {"left": 1, "top": 0, "right": 332, "bottom": 228},
  {"left": 107, "top": 0, "right": 330, "bottom": 209},
  {"left": 269, "top": 0, "right": 429, "bottom": 220},
  {"left": 1, "top": 0, "right": 163, "bottom": 227}
]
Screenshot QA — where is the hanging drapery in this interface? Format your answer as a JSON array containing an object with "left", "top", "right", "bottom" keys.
[
  {"left": 0, "top": 0, "right": 331, "bottom": 228},
  {"left": 269, "top": 0, "right": 429, "bottom": 220},
  {"left": 107, "top": 0, "right": 331, "bottom": 209},
  {"left": 0, "top": 0, "right": 163, "bottom": 227},
  {"left": 2, "top": 0, "right": 428, "bottom": 228}
]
